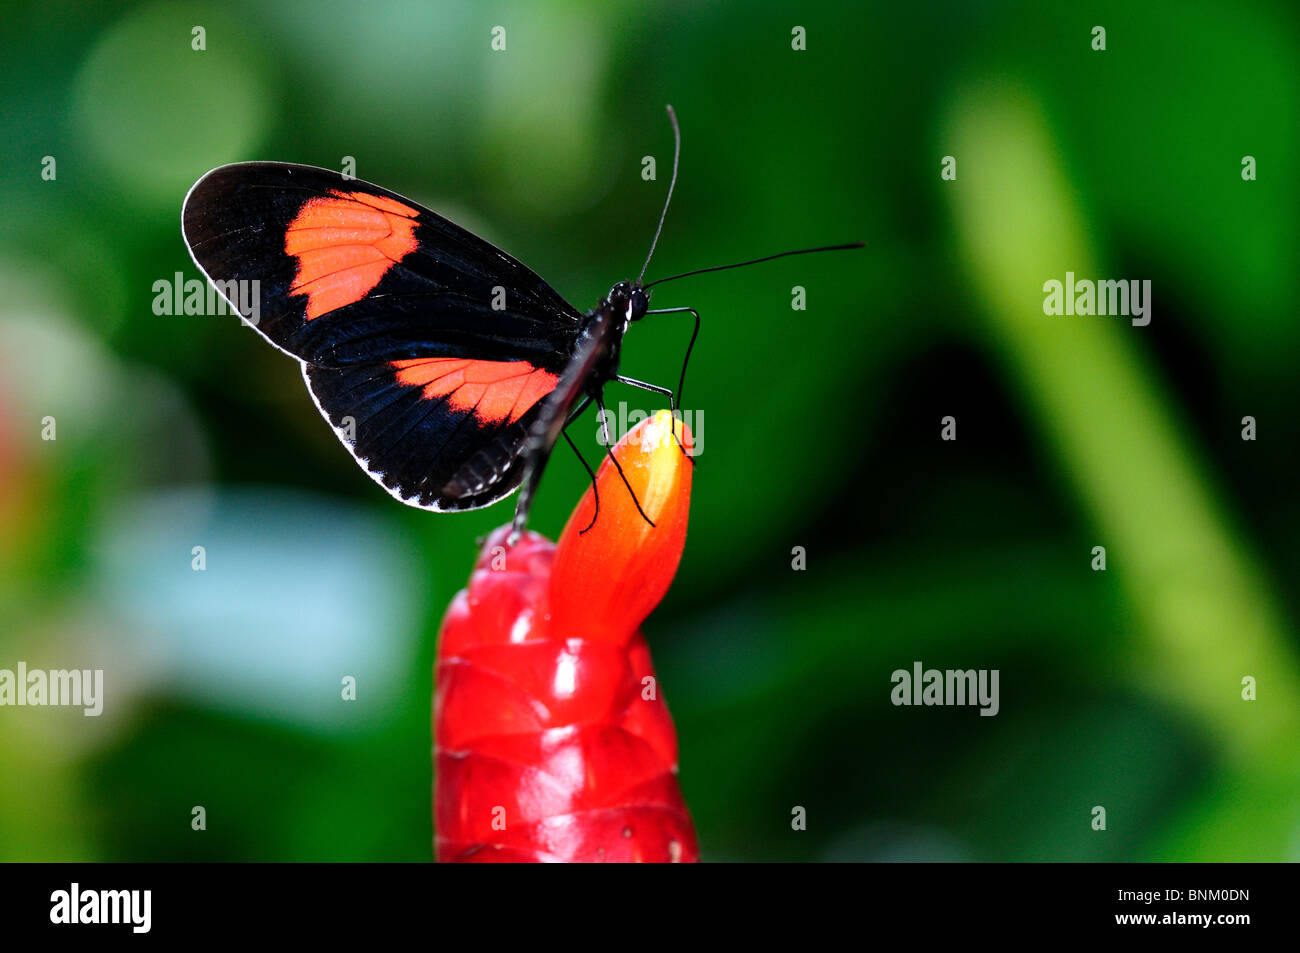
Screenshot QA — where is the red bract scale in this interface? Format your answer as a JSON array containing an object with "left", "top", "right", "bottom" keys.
[{"left": 435, "top": 411, "right": 699, "bottom": 862}]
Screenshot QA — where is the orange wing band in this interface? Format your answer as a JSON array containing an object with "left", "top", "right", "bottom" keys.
[
  {"left": 285, "top": 190, "right": 420, "bottom": 320},
  {"left": 392, "top": 358, "right": 559, "bottom": 426}
]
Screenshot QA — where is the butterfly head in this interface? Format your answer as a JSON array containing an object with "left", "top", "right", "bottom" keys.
[{"left": 607, "top": 280, "right": 651, "bottom": 324}]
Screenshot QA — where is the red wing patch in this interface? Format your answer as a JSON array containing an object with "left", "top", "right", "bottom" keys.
[
  {"left": 392, "top": 358, "right": 559, "bottom": 426},
  {"left": 285, "top": 190, "right": 420, "bottom": 320}
]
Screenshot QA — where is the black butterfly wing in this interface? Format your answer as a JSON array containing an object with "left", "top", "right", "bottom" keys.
[
  {"left": 182, "top": 162, "right": 586, "bottom": 511},
  {"left": 303, "top": 357, "right": 555, "bottom": 511}
]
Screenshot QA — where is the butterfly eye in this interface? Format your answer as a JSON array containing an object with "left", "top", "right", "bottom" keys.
[{"left": 629, "top": 289, "right": 649, "bottom": 320}]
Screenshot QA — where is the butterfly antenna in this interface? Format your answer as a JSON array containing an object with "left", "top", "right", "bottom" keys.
[
  {"left": 637, "top": 104, "right": 682, "bottom": 285},
  {"left": 644, "top": 241, "right": 865, "bottom": 288}
]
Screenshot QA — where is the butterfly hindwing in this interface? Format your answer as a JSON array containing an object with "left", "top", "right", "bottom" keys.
[
  {"left": 304, "top": 359, "right": 553, "bottom": 511},
  {"left": 182, "top": 162, "right": 584, "bottom": 511}
]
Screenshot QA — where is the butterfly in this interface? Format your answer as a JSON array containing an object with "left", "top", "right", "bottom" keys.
[{"left": 182, "top": 105, "right": 860, "bottom": 539}]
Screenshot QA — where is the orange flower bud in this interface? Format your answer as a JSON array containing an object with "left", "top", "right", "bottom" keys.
[{"left": 550, "top": 410, "right": 694, "bottom": 646}]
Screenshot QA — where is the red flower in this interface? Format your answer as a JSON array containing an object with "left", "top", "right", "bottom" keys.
[{"left": 435, "top": 411, "right": 699, "bottom": 862}]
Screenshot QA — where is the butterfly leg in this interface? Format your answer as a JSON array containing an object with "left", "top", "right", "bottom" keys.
[
  {"left": 614, "top": 374, "right": 696, "bottom": 462},
  {"left": 596, "top": 393, "right": 655, "bottom": 529},
  {"left": 615, "top": 375, "right": 675, "bottom": 411},
  {"left": 563, "top": 427, "right": 600, "bottom": 534},
  {"left": 642, "top": 306, "right": 700, "bottom": 411},
  {"left": 638, "top": 305, "right": 700, "bottom": 456},
  {"left": 509, "top": 395, "right": 594, "bottom": 545}
]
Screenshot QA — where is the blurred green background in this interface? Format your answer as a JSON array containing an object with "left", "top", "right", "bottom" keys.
[{"left": 2, "top": 0, "right": 1299, "bottom": 861}]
